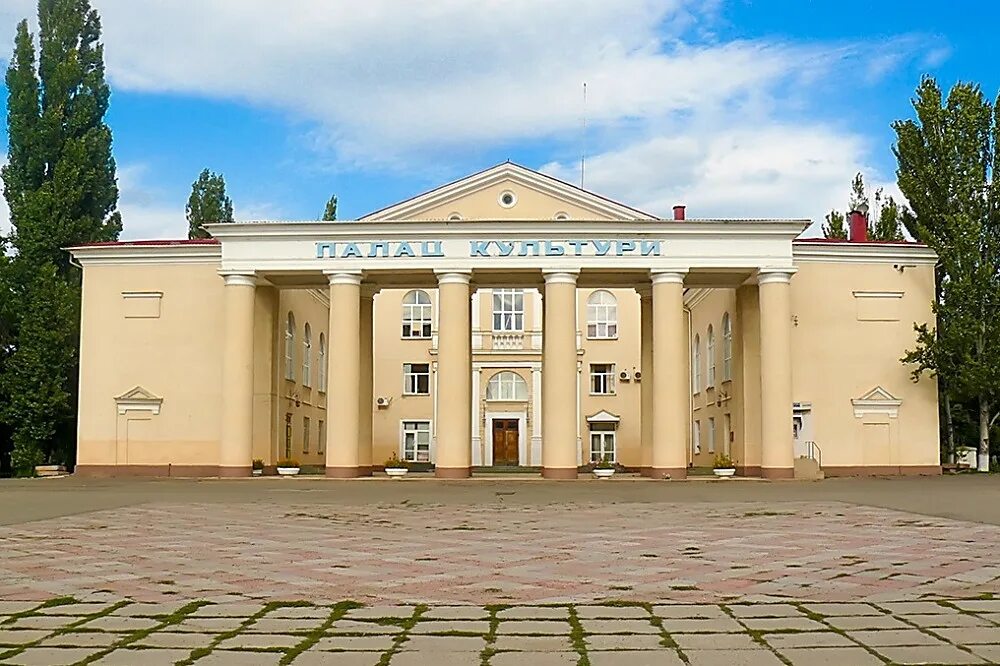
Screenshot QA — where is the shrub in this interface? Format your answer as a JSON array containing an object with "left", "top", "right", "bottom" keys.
[
  {"left": 594, "top": 456, "right": 615, "bottom": 469},
  {"left": 713, "top": 453, "right": 737, "bottom": 469},
  {"left": 384, "top": 453, "right": 409, "bottom": 469},
  {"left": 276, "top": 458, "right": 300, "bottom": 468},
  {"left": 251, "top": 459, "right": 265, "bottom": 470}
]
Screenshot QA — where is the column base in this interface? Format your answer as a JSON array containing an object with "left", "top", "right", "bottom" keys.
[
  {"left": 761, "top": 467, "right": 794, "bottom": 479},
  {"left": 649, "top": 467, "right": 687, "bottom": 480},
  {"left": 325, "top": 466, "right": 364, "bottom": 478},
  {"left": 435, "top": 467, "right": 472, "bottom": 479},
  {"left": 638, "top": 466, "right": 653, "bottom": 477},
  {"left": 356, "top": 466, "right": 374, "bottom": 477},
  {"left": 219, "top": 466, "right": 251, "bottom": 478},
  {"left": 736, "top": 466, "right": 762, "bottom": 477},
  {"left": 542, "top": 467, "right": 578, "bottom": 479}
]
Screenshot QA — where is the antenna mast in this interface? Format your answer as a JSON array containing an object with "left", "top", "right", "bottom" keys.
[{"left": 581, "top": 82, "right": 587, "bottom": 189}]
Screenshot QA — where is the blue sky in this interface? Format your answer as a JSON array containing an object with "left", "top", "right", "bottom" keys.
[{"left": 0, "top": 0, "right": 998, "bottom": 238}]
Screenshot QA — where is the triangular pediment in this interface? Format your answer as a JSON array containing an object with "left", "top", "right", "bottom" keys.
[
  {"left": 115, "top": 385, "right": 163, "bottom": 414},
  {"left": 854, "top": 386, "right": 899, "bottom": 403},
  {"left": 586, "top": 409, "right": 621, "bottom": 423},
  {"left": 361, "top": 162, "right": 654, "bottom": 222},
  {"left": 115, "top": 386, "right": 161, "bottom": 402}
]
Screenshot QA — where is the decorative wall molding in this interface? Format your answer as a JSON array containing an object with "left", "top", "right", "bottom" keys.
[
  {"left": 852, "top": 386, "right": 902, "bottom": 418},
  {"left": 115, "top": 386, "right": 163, "bottom": 415}
]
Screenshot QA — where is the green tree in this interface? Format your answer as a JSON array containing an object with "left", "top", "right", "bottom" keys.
[
  {"left": 822, "top": 172, "right": 905, "bottom": 241},
  {"left": 322, "top": 194, "right": 338, "bottom": 221},
  {"left": 186, "top": 169, "right": 233, "bottom": 239},
  {"left": 822, "top": 210, "right": 847, "bottom": 239},
  {"left": 894, "top": 77, "right": 1000, "bottom": 471},
  {"left": 0, "top": 0, "right": 120, "bottom": 472}
]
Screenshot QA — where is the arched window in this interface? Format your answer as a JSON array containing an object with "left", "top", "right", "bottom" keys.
[
  {"left": 302, "top": 323, "right": 312, "bottom": 388},
  {"left": 318, "top": 333, "right": 327, "bottom": 392},
  {"left": 402, "top": 290, "right": 432, "bottom": 338},
  {"left": 285, "top": 312, "right": 296, "bottom": 381},
  {"left": 722, "top": 313, "right": 732, "bottom": 381},
  {"left": 586, "top": 290, "right": 618, "bottom": 339},
  {"left": 707, "top": 324, "right": 716, "bottom": 387},
  {"left": 692, "top": 334, "right": 701, "bottom": 393},
  {"left": 486, "top": 371, "right": 528, "bottom": 401}
]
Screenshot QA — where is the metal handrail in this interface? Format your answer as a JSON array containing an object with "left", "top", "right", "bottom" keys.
[{"left": 804, "top": 440, "right": 822, "bottom": 469}]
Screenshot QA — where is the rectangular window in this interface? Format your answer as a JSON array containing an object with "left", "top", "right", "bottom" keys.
[
  {"left": 589, "top": 363, "right": 616, "bottom": 395},
  {"left": 303, "top": 416, "right": 310, "bottom": 454},
  {"left": 723, "top": 413, "right": 732, "bottom": 455},
  {"left": 402, "top": 420, "right": 432, "bottom": 462},
  {"left": 589, "top": 425, "right": 616, "bottom": 463},
  {"left": 403, "top": 363, "right": 430, "bottom": 395},
  {"left": 708, "top": 417, "right": 716, "bottom": 454},
  {"left": 284, "top": 413, "right": 293, "bottom": 459},
  {"left": 492, "top": 289, "right": 524, "bottom": 332},
  {"left": 693, "top": 420, "right": 701, "bottom": 455},
  {"left": 317, "top": 419, "right": 325, "bottom": 454}
]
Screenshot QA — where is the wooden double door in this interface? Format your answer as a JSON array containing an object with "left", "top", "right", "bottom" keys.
[{"left": 491, "top": 418, "right": 520, "bottom": 466}]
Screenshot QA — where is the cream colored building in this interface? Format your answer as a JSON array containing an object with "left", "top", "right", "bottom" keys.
[{"left": 69, "top": 163, "right": 941, "bottom": 479}]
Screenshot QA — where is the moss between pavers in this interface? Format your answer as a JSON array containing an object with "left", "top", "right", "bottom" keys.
[
  {"left": 566, "top": 606, "right": 591, "bottom": 666},
  {"left": 0, "top": 596, "right": 130, "bottom": 664},
  {"left": 374, "top": 603, "right": 427, "bottom": 666},
  {"left": 479, "top": 605, "right": 504, "bottom": 666}
]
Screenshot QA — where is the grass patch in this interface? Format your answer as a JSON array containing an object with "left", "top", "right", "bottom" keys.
[
  {"left": 0, "top": 598, "right": 132, "bottom": 665},
  {"left": 671, "top": 585, "right": 698, "bottom": 591},
  {"left": 479, "top": 605, "right": 504, "bottom": 666},
  {"left": 279, "top": 600, "right": 362, "bottom": 665},
  {"left": 375, "top": 604, "right": 427, "bottom": 666},
  {"left": 741, "top": 511, "right": 794, "bottom": 517},
  {"left": 566, "top": 606, "right": 590, "bottom": 666}
]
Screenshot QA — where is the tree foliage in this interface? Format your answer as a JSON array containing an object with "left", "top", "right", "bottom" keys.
[
  {"left": 894, "top": 77, "right": 1000, "bottom": 470},
  {"left": 822, "top": 172, "right": 905, "bottom": 240},
  {"left": 186, "top": 169, "right": 233, "bottom": 239},
  {"left": 322, "top": 194, "right": 338, "bottom": 221},
  {"left": 0, "top": 0, "right": 120, "bottom": 472}
]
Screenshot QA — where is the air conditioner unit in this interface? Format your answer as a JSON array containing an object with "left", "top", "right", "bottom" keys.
[
  {"left": 376, "top": 396, "right": 392, "bottom": 408},
  {"left": 619, "top": 369, "right": 631, "bottom": 382},
  {"left": 633, "top": 369, "right": 642, "bottom": 382}
]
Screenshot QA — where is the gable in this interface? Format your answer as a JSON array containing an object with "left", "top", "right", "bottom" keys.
[{"left": 361, "top": 163, "right": 653, "bottom": 222}]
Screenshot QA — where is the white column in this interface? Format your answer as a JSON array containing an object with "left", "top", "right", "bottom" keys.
[
  {"left": 219, "top": 273, "right": 256, "bottom": 477},
  {"left": 325, "top": 272, "right": 362, "bottom": 477},
  {"left": 759, "top": 269, "right": 796, "bottom": 478},
  {"left": 435, "top": 270, "right": 473, "bottom": 478},
  {"left": 651, "top": 270, "right": 689, "bottom": 479},
  {"left": 541, "top": 270, "right": 580, "bottom": 478},
  {"left": 531, "top": 365, "right": 543, "bottom": 466}
]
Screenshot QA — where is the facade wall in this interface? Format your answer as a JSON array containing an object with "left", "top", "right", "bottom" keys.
[{"left": 77, "top": 261, "right": 225, "bottom": 473}]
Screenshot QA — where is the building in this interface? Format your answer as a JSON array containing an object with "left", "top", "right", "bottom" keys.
[{"left": 69, "top": 163, "right": 941, "bottom": 478}]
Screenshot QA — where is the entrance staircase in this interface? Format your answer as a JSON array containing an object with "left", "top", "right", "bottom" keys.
[{"left": 794, "top": 441, "right": 825, "bottom": 480}]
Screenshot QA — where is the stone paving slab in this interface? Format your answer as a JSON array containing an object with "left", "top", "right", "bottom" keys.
[{"left": 3, "top": 500, "right": 1000, "bottom": 605}]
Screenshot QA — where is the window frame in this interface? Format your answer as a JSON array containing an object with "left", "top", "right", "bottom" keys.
[
  {"left": 693, "top": 420, "right": 701, "bottom": 455},
  {"left": 586, "top": 290, "right": 618, "bottom": 340},
  {"left": 284, "top": 312, "right": 296, "bottom": 382},
  {"left": 492, "top": 288, "right": 525, "bottom": 332},
  {"left": 708, "top": 416, "right": 716, "bottom": 454},
  {"left": 589, "top": 363, "right": 616, "bottom": 396},
  {"left": 402, "top": 290, "right": 433, "bottom": 339},
  {"left": 692, "top": 334, "right": 701, "bottom": 394},
  {"left": 318, "top": 333, "right": 327, "bottom": 393},
  {"left": 706, "top": 324, "right": 716, "bottom": 388},
  {"left": 402, "top": 362, "right": 431, "bottom": 396},
  {"left": 317, "top": 419, "right": 325, "bottom": 454},
  {"left": 284, "top": 413, "right": 293, "bottom": 459},
  {"left": 589, "top": 427, "right": 616, "bottom": 463},
  {"left": 401, "top": 420, "right": 432, "bottom": 463},
  {"left": 302, "top": 323, "right": 312, "bottom": 388},
  {"left": 303, "top": 415, "right": 310, "bottom": 453},
  {"left": 722, "top": 312, "right": 733, "bottom": 382},
  {"left": 486, "top": 371, "right": 528, "bottom": 401}
]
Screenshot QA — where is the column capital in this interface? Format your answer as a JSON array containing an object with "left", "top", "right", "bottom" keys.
[
  {"left": 637, "top": 285, "right": 653, "bottom": 300},
  {"left": 325, "top": 271, "right": 363, "bottom": 286},
  {"left": 650, "top": 270, "right": 687, "bottom": 285},
  {"left": 434, "top": 270, "right": 472, "bottom": 285},
  {"left": 757, "top": 268, "right": 797, "bottom": 285},
  {"left": 219, "top": 272, "right": 256, "bottom": 288},
  {"left": 542, "top": 270, "right": 579, "bottom": 285}
]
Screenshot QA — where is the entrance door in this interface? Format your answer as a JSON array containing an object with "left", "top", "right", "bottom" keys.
[{"left": 491, "top": 419, "right": 520, "bottom": 466}]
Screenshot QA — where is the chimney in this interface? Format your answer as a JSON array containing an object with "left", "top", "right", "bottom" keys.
[
  {"left": 672, "top": 205, "right": 686, "bottom": 221},
  {"left": 848, "top": 209, "right": 868, "bottom": 242}
]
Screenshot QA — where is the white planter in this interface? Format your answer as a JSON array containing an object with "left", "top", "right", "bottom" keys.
[
  {"left": 385, "top": 467, "right": 409, "bottom": 479},
  {"left": 593, "top": 468, "right": 616, "bottom": 479},
  {"left": 276, "top": 467, "right": 300, "bottom": 476},
  {"left": 252, "top": 468, "right": 263, "bottom": 476},
  {"left": 713, "top": 468, "right": 736, "bottom": 477}
]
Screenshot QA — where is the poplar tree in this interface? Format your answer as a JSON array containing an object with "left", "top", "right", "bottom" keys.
[
  {"left": 186, "top": 169, "right": 233, "bottom": 239},
  {"left": 822, "top": 172, "right": 905, "bottom": 241},
  {"left": 895, "top": 77, "right": 1000, "bottom": 471},
  {"left": 0, "top": 0, "right": 120, "bottom": 473},
  {"left": 322, "top": 194, "right": 338, "bottom": 221}
]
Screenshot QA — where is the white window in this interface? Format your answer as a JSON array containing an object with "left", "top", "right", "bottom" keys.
[
  {"left": 318, "top": 333, "right": 327, "bottom": 392},
  {"left": 284, "top": 312, "right": 296, "bottom": 381},
  {"left": 402, "top": 420, "right": 431, "bottom": 462},
  {"left": 586, "top": 290, "right": 618, "bottom": 339},
  {"left": 402, "top": 290, "right": 432, "bottom": 338},
  {"left": 589, "top": 424, "right": 616, "bottom": 463},
  {"left": 590, "top": 363, "right": 616, "bottom": 395},
  {"left": 693, "top": 420, "right": 701, "bottom": 455},
  {"left": 318, "top": 419, "right": 325, "bottom": 454},
  {"left": 706, "top": 324, "right": 715, "bottom": 388},
  {"left": 486, "top": 371, "right": 528, "bottom": 401},
  {"left": 303, "top": 416, "right": 310, "bottom": 453},
  {"left": 302, "top": 323, "right": 312, "bottom": 388},
  {"left": 708, "top": 417, "right": 716, "bottom": 454},
  {"left": 403, "top": 363, "right": 430, "bottom": 395},
  {"left": 692, "top": 334, "right": 701, "bottom": 393},
  {"left": 722, "top": 312, "right": 732, "bottom": 381},
  {"left": 492, "top": 288, "right": 524, "bottom": 332}
]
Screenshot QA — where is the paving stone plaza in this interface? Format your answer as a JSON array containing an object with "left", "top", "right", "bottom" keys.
[{"left": 0, "top": 476, "right": 999, "bottom": 664}]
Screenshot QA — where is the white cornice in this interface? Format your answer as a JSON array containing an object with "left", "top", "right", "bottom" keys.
[
  {"left": 793, "top": 241, "right": 937, "bottom": 265},
  {"left": 69, "top": 243, "right": 221, "bottom": 266}
]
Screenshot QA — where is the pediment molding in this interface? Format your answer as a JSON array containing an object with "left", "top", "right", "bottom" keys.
[
  {"left": 360, "top": 162, "right": 654, "bottom": 222},
  {"left": 852, "top": 386, "right": 901, "bottom": 418},
  {"left": 115, "top": 386, "right": 163, "bottom": 415},
  {"left": 586, "top": 409, "right": 621, "bottom": 424}
]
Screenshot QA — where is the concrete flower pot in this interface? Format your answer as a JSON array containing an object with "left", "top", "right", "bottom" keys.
[
  {"left": 593, "top": 468, "right": 616, "bottom": 479},
  {"left": 252, "top": 468, "right": 263, "bottom": 476},
  {"left": 385, "top": 468, "right": 409, "bottom": 479},
  {"left": 276, "top": 467, "right": 300, "bottom": 476},
  {"left": 713, "top": 468, "right": 736, "bottom": 478}
]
